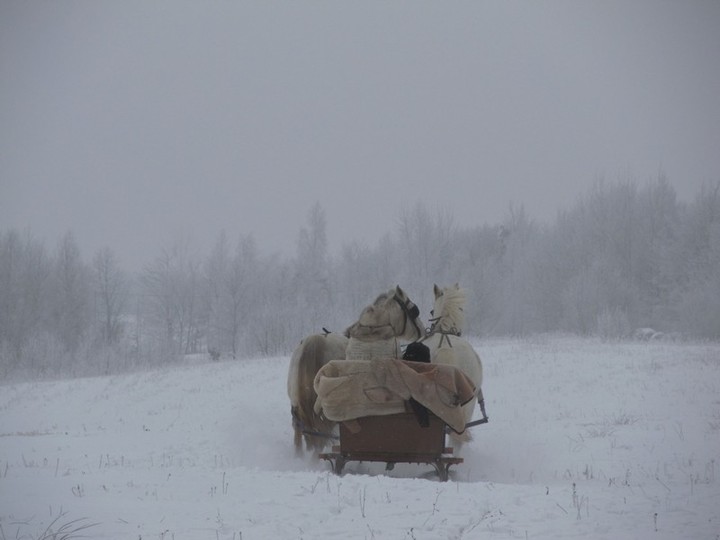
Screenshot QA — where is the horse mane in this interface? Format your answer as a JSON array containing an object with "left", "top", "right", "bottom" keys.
[
  {"left": 434, "top": 284, "right": 466, "bottom": 334},
  {"left": 371, "top": 290, "right": 393, "bottom": 305}
]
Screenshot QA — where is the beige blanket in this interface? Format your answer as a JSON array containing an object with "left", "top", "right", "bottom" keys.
[{"left": 313, "top": 358, "right": 476, "bottom": 433}]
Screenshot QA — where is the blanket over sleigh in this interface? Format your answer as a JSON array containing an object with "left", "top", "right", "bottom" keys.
[{"left": 313, "top": 358, "right": 476, "bottom": 433}]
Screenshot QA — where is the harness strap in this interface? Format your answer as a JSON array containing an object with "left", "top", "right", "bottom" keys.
[
  {"left": 439, "top": 332, "right": 453, "bottom": 348},
  {"left": 445, "top": 397, "right": 490, "bottom": 433},
  {"left": 420, "top": 325, "right": 461, "bottom": 347},
  {"left": 468, "top": 395, "right": 489, "bottom": 427},
  {"left": 392, "top": 294, "right": 422, "bottom": 340}
]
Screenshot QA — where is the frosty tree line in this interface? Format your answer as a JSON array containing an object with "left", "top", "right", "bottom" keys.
[{"left": 1, "top": 176, "right": 719, "bottom": 379}]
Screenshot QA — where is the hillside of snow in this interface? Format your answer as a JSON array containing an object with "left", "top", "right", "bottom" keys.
[{"left": 1, "top": 337, "right": 719, "bottom": 539}]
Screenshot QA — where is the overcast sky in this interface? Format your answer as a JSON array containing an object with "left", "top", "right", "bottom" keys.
[{"left": 2, "top": 1, "right": 719, "bottom": 271}]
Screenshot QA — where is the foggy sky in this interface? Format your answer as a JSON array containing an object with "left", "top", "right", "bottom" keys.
[{"left": 2, "top": 1, "right": 719, "bottom": 271}]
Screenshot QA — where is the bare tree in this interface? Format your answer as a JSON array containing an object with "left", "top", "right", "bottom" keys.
[
  {"left": 141, "top": 240, "right": 202, "bottom": 361},
  {"left": 294, "top": 202, "right": 332, "bottom": 335},
  {"left": 677, "top": 181, "right": 720, "bottom": 338},
  {"left": 396, "top": 202, "right": 457, "bottom": 309},
  {"left": 226, "top": 234, "right": 259, "bottom": 357},
  {"left": 93, "top": 247, "right": 126, "bottom": 345},
  {"left": 204, "top": 231, "right": 230, "bottom": 355},
  {"left": 0, "top": 230, "right": 50, "bottom": 375},
  {"left": 50, "top": 232, "right": 91, "bottom": 355}
]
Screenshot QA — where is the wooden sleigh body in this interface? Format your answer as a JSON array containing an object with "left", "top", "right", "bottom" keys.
[{"left": 319, "top": 410, "right": 463, "bottom": 482}]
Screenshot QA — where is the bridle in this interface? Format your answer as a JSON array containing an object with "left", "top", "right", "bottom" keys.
[
  {"left": 392, "top": 293, "right": 423, "bottom": 340},
  {"left": 349, "top": 293, "right": 423, "bottom": 341},
  {"left": 422, "top": 308, "right": 461, "bottom": 348}
]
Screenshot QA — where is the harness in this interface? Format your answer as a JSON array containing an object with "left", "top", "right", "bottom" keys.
[
  {"left": 421, "top": 317, "right": 461, "bottom": 348},
  {"left": 393, "top": 293, "right": 423, "bottom": 340}
]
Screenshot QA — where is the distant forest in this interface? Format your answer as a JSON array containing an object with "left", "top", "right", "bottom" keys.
[{"left": 2, "top": 175, "right": 719, "bottom": 379}]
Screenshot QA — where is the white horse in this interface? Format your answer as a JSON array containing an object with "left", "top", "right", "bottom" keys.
[
  {"left": 287, "top": 331, "right": 349, "bottom": 454},
  {"left": 422, "top": 283, "right": 487, "bottom": 442},
  {"left": 287, "top": 285, "right": 424, "bottom": 454}
]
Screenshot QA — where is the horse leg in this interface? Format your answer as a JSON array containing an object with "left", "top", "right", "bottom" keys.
[
  {"left": 291, "top": 407, "right": 305, "bottom": 456},
  {"left": 306, "top": 432, "right": 326, "bottom": 453},
  {"left": 332, "top": 455, "right": 346, "bottom": 475},
  {"left": 293, "top": 427, "right": 304, "bottom": 456}
]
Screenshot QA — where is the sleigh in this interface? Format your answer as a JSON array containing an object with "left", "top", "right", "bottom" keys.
[
  {"left": 314, "top": 358, "right": 487, "bottom": 481},
  {"left": 319, "top": 409, "right": 464, "bottom": 481}
]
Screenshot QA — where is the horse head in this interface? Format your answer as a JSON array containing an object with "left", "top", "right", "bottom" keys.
[
  {"left": 345, "top": 285, "right": 425, "bottom": 342},
  {"left": 430, "top": 283, "right": 466, "bottom": 335}
]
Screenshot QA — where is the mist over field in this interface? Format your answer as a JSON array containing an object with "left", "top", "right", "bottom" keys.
[
  {"left": 1, "top": 177, "right": 720, "bottom": 380},
  {"left": 5, "top": 1, "right": 719, "bottom": 271}
]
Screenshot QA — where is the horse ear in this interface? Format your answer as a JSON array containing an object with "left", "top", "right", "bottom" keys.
[
  {"left": 433, "top": 284, "right": 441, "bottom": 298},
  {"left": 454, "top": 282, "right": 460, "bottom": 290},
  {"left": 395, "top": 285, "right": 404, "bottom": 298}
]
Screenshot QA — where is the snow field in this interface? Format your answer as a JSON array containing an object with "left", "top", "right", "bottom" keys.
[{"left": 1, "top": 337, "right": 719, "bottom": 539}]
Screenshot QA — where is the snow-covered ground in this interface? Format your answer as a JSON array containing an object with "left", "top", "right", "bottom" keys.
[{"left": 1, "top": 336, "right": 719, "bottom": 539}]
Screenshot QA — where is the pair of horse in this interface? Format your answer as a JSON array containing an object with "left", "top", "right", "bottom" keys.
[{"left": 287, "top": 284, "right": 484, "bottom": 454}]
